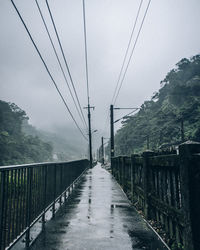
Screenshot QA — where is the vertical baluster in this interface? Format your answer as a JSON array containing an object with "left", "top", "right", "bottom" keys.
[
  {"left": 59, "top": 165, "right": 63, "bottom": 206},
  {"left": 32, "top": 168, "right": 35, "bottom": 220},
  {"left": 11, "top": 170, "right": 17, "bottom": 242},
  {"left": 42, "top": 165, "right": 47, "bottom": 231},
  {"left": 16, "top": 169, "right": 20, "bottom": 236},
  {"left": 38, "top": 167, "right": 42, "bottom": 214},
  {"left": 7, "top": 170, "right": 13, "bottom": 245},
  {"left": 25, "top": 167, "right": 33, "bottom": 249},
  {"left": 4, "top": 171, "right": 9, "bottom": 248},
  {"left": 38, "top": 168, "right": 41, "bottom": 215},
  {"left": 35, "top": 168, "right": 39, "bottom": 216},
  {"left": 22, "top": 168, "right": 26, "bottom": 231},
  {"left": 0, "top": 171, "right": 5, "bottom": 250},
  {"left": 52, "top": 165, "right": 56, "bottom": 218},
  {"left": 19, "top": 169, "right": 23, "bottom": 234}
]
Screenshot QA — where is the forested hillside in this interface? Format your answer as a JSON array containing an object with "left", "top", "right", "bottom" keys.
[
  {"left": 114, "top": 55, "right": 200, "bottom": 155},
  {"left": 22, "top": 121, "right": 86, "bottom": 161},
  {"left": 0, "top": 100, "right": 53, "bottom": 165}
]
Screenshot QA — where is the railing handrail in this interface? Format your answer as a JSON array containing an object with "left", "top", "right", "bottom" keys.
[{"left": 0, "top": 158, "right": 88, "bottom": 171}]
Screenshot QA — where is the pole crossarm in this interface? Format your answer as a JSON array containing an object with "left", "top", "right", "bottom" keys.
[
  {"left": 114, "top": 108, "right": 140, "bottom": 123},
  {"left": 114, "top": 107, "right": 140, "bottom": 110}
]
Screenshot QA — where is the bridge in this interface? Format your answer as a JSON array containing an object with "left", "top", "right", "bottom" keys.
[{"left": 0, "top": 141, "right": 200, "bottom": 250}]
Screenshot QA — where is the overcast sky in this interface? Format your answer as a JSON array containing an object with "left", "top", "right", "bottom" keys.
[{"left": 0, "top": 0, "right": 200, "bottom": 153}]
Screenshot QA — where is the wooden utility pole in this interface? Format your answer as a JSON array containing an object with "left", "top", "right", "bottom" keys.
[
  {"left": 110, "top": 105, "right": 115, "bottom": 159},
  {"left": 84, "top": 105, "right": 94, "bottom": 168},
  {"left": 101, "top": 137, "right": 104, "bottom": 164},
  {"left": 88, "top": 105, "right": 92, "bottom": 168}
]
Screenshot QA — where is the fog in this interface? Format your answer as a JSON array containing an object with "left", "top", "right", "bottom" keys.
[{"left": 0, "top": 0, "right": 200, "bottom": 155}]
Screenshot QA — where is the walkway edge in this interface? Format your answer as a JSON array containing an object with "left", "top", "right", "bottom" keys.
[{"left": 110, "top": 173, "right": 171, "bottom": 250}]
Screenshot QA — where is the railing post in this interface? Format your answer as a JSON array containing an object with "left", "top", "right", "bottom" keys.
[
  {"left": 142, "top": 150, "right": 154, "bottom": 220},
  {"left": 52, "top": 165, "right": 57, "bottom": 218},
  {"left": 59, "top": 165, "right": 63, "bottom": 206},
  {"left": 121, "top": 157, "right": 125, "bottom": 190},
  {"left": 119, "top": 157, "right": 122, "bottom": 186},
  {"left": 179, "top": 141, "right": 200, "bottom": 250},
  {"left": 42, "top": 166, "right": 47, "bottom": 232},
  {"left": 122, "top": 157, "right": 127, "bottom": 192},
  {"left": 26, "top": 167, "right": 33, "bottom": 249},
  {"left": 131, "top": 154, "right": 137, "bottom": 203},
  {"left": 0, "top": 171, "right": 5, "bottom": 250}
]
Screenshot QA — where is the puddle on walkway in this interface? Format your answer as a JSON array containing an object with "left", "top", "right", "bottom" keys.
[{"left": 25, "top": 164, "right": 169, "bottom": 250}]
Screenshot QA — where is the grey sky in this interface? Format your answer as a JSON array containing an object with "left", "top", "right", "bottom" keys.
[{"left": 0, "top": 0, "right": 200, "bottom": 153}]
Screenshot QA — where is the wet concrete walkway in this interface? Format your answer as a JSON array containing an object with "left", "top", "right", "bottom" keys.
[{"left": 31, "top": 164, "right": 169, "bottom": 250}]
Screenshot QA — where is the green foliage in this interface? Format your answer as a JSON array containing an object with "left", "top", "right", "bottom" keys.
[
  {"left": 0, "top": 100, "right": 53, "bottom": 166},
  {"left": 171, "top": 242, "right": 184, "bottom": 250},
  {"left": 114, "top": 54, "right": 200, "bottom": 155}
]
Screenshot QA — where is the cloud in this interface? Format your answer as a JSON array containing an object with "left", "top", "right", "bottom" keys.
[{"left": 1, "top": 0, "right": 200, "bottom": 153}]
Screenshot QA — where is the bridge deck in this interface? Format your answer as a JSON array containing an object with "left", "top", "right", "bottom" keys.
[{"left": 30, "top": 164, "right": 168, "bottom": 250}]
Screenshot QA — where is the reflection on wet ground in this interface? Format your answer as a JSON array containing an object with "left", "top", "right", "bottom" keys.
[{"left": 30, "top": 164, "right": 169, "bottom": 250}]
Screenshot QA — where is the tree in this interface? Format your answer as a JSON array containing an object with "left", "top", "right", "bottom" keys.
[
  {"left": 0, "top": 100, "right": 53, "bottom": 165},
  {"left": 113, "top": 54, "right": 200, "bottom": 156}
]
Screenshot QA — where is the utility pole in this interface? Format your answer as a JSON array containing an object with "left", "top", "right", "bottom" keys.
[
  {"left": 96, "top": 148, "right": 99, "bottom": 162},
  {"left": 101, "top": 136, "right": 104, "bottom": 165},
  {"left": 88, "top": 105, "right": 92, "bottom": 168},
  {"left": 84, "top": 105, "right": 94, "bottom": 168},
  {"left": 110, "top": 105, "right": 115, "bottom": 160},
  {"left": 110, "top": 105, "right": 139, "bottom": 159}
]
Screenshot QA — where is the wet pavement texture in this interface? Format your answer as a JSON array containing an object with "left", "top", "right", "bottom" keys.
[{"left": 31, "top": 164, "right": 169, "bottom": 250}]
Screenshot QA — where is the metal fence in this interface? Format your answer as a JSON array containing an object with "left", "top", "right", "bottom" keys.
[
  {"left": 111, "top": 142, "right": 200, "bottom": 250},
  {"left": 0, "top": 159, "right": 89, "bottom": 250}
]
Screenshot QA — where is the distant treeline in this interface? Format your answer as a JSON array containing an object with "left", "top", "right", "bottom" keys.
[
  {"left": 113, "top": 54, "right": 200, "bottom": 155},
  {"left": 0, "top": 100, "right": 53, "bottom": 165}
]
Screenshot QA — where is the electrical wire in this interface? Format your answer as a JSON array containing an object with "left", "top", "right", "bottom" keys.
[
  {"left": 82, "top": 0, "right": 90, "bottom": 105},
  {"left": 114, "top": 109, "right": 139, "bottom": 123},
  {"left": 111, "top": 0, "right": 144, "bottom": 104},
  {"left": 10, "top": 0, "right": 88, "bottom": 141},
  {"left": 103, "top": 0, "right": 145, "bottom": 135},
  {"left": 45, "top": 0, "right": 88, "bottom": 129},
  {"left": 35, "top": 0, "right": 87, "bottom": 130},
  {"left": 113, "top": 0, "right": 152, "bottom": 105}
]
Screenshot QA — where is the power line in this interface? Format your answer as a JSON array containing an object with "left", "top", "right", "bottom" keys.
[
  {"left": 111, "top": 0, "right": 144, "bottom": 104},
  {"left": 82, "top": 0, "right": 93, "bottom": 167},
  {"left": 113, "top": 0, "right": 152, "bottom": 105},
  {"left": 45, "top": 0, "right": 88, "bottom": 129},
  {"left": 103, "top": 0, "right": 144, "bottom": 135},
  {"left": 35, "top": 0, "right": 87, "bottom": 130},
  {"left": 10, "top": 0, "right": 88, "bottom": 141},
  {"left": 82, "top": 0, "right": 90, "bottom": 105}
]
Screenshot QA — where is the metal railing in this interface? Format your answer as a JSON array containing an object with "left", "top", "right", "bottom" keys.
[{"left": 0, "top": 159, "right": 89, "bottom": 250}]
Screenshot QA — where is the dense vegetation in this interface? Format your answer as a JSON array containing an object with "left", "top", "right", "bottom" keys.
[
  {"left": 0, "top": 100, "right": 53, "bottom": 165},
  {"left": 114, "top": 54, "right": 200, "bottom": 155}
]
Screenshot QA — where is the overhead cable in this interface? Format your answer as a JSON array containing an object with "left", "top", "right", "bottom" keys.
[
  {"left": 35, "top": 0, "right": 87, "bottom": 130},
  {"left": 45, "top": 0, "right": 88, "bottom": 129},
  {"left": 10, "top": 0, "right": 88, "bottom": 141},
  {"left": 82, "top": 0, "right": 90, "bottom": 105},
  {"left": 113, "top": 0, "right": 152, "bottom": 105},
  {"left": 111, "top": 0, "right": 144, "bottom": 104},
  {"left": 103, "top": 0, "right": 144, "bottom": 135}
]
